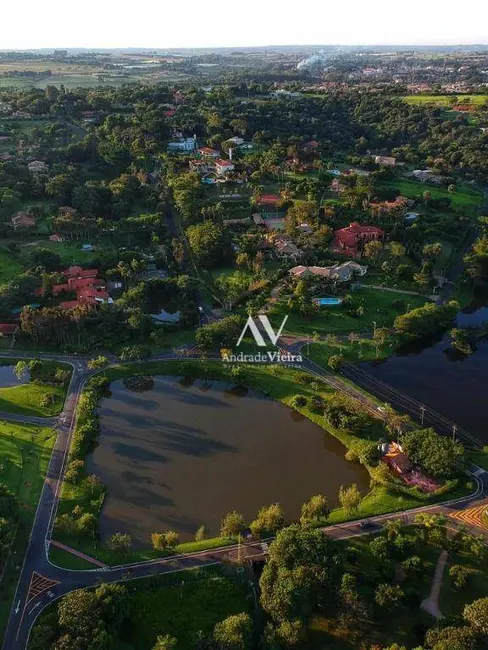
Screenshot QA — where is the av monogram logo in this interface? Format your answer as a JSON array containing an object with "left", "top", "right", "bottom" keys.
[{"left": 236, "top": 314, "right": 288, "bottom": 347}]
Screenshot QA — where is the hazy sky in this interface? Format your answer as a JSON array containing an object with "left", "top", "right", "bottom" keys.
[{"left": 4, "top": 1, "right": 488, "bottom": 49}]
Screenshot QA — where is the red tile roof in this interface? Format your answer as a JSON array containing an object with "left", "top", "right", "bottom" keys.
[
  {"left": 257, "top": 194, "right": 281, "bottom": 205},
  {"left": 0, "top": 323, "right": 18, "bottom": 334}
]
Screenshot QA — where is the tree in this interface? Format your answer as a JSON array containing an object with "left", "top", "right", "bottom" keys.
[
  {"left": 186, "top": 221, "right": 231, "bottom": 269},
  {"left": 425, "top": 625, "right": 477, "bottom": 650},
  {"left": 195, "top": 525, "right": 206, "bottom": 542},
  {"left": 463, "top": 597, "right": 488, "bottom": 636},
  {"left": 328, "top": 354, "right": 344, "bottom": 371},
  {"left": 300, "top": 495, "right": 330, "bottom": 525},
  {"left": 250, "top": 503, "right": 284, "bottom": 537},
  {"left": 423, "top": 242, "right": 443, "bottom": 260},
  {"left": 220, "top": 511, "right": 246, "bottom": 538},
  {"left": 375, "top": 583, "right": 404, "bottom": 610},
  {"left": 400, "top": 427, "right": 464, "bottom": 477},
  {"left": 449, "top": 564, "right": 471, "bottom": 590},
  {"left": 364, "top": 240, "right": 383, "bottom": 264},
  {"left": 87, "top": 355, "right": 109, "bottom": 370},
  {"left": 151, "top": 531, "right": 180, "bottom": 552},
  {"left": 215, "top": 272, "right": 250, "bottom": 310},
  {"left": 213, "top": 613, "right": 252, "bottom": 650},
  {"left": 338, "top": 484, "right": 362, "bottom": 515},
  {"left": 388, "top": 241, "right": 406, "bottom": 265},
  {"left": 153, "top": 635, "right": 178, "bottom": 650},
  {"left": 260, "top": 524, "right": 343, "bottom": 624},
  {"left": 107, "top": 532, "right": 132, "bottom": 555},
  {"left": 13, "top": 360, "right": 29, "bottom": 382}
]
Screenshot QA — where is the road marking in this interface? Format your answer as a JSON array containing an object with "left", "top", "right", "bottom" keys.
[
  {"left": 449, "top": 505, "right": 488, "bottom": 530},
  {"left": 14, "top": 601, "right": 20, "bottom": 615},
  {"left": 26, "top": 572, "right": 60, "bottom": 607},
  {"left": 27, "top": 603, "right": 41, "bottom": 617}
]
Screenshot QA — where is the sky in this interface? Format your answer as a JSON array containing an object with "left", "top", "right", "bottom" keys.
[{"left": 4, "top": 0, "right": 488, "bottom": 50}]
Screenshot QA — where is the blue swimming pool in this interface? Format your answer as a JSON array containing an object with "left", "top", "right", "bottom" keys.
[{"left": 314, "top": 297, "right": 343, "bottom": 306}]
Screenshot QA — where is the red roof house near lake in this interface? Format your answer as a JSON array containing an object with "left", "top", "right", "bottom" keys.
[{"left": 333, "top": 222, "right": 384, "bottom": 257}]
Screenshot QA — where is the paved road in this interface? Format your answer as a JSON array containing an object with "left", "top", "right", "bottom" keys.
[{"left": 1, "top": 347, "right": 487, "bottom": 650}]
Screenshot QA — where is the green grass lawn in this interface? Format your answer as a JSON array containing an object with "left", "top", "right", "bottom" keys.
[
  {"left": 120, "top": 569, "right": 253, "bottom": 650},
  {"left": 380, "top": 178, "right": 482, "bottom": 213},
  {"left": 0, "top": 421, "right": 56, "bottom": 637},
  {"left": 308, "top": 336, "right": 394, "bottom": 366},
  {"left": 468, "top": 450, "right": 488, "bottom": 471},
  {"left": 439, "top": 550, "right": 488, "bottom": 618},
  {"left": 0, "top": 383, "right": 66, "bottom": 417},
  {"left": 270, "top": 287, "right": 428, "bottom": 337},
  {"left": 0, "top": 247, "right": 25, "bottom": 284},
  {"left": 403, "top": 94, "right": 488, "bottom": 107}
]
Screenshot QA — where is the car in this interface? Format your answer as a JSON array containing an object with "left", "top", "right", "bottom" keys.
[
  {"left": 359, "top": 520, "right": 375, "bottom": 529},
  {"left": 377, "top": 406, "right": 386, "bottom": 413},
  {"left": 198, "top": 306, "right": 204, "bottom": 313}
]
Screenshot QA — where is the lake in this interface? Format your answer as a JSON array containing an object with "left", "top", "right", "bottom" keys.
[
  {"left": 0, "top": 364, "right": 29, "bottom": 388},
  {"left": 362, "top": 303, "right": 488, "bottom": 443},
  {"left": 89, "top": 376, "right": 369, "bottom": 546}
]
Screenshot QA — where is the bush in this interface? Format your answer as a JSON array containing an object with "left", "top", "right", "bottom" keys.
[{"left": 291, "top": 395, "right": 307, "bottom": 408}]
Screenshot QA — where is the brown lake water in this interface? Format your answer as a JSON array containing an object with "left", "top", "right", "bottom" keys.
[{"left": 89, "top": 376, "right": 369, "bottom": 547}]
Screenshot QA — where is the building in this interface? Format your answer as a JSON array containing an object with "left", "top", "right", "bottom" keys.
[
  {"left": 289, "top": 261, "right": 367, "bottom": 282},
  {"left": 49, "top": 233, "right": 65, "bottom": 242},
  {"left": 167, "top": 136, "right": 197, "bottom": 152},
  {"left": 273, "top": 237, "right": 302, "bottom": 260},
  {"left": 198, "top": 147, "right": 219, "bottom": 158},
  {"left": 11, "top": 212, "right": 36, "bottom": 229},
  {"left": 189, "top": 159, "right": 215, "bottom": 175},
  {"left": 0, "top": 323, "right": 19, "bottom": 337},
  {"left": 227, "top": 136, "right": 245, "bottom": 146},
  {"left": 334, "top": 222, "right": 384, "bottom": 257},
  {"left": 256, "top": 194, "right": 281, "bottom": 207},
  {"left": 58, "top": 206, "right": 77, "bottom": 218},
  {"left": 215, "top": 159, "right": 235, "bottom": 175},
  {"left": 409, "top": 169, "right": 444, "bottom": 184},
  {"left": 27, "top": 160, "right": 49, "bottom": 174},
  {"left": 374, "top": 155, "right": 396, "bottom": 167}
]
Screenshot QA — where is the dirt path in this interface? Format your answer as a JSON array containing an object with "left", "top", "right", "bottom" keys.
[{"left": 421, "top": 549, "right": 449, "bottom": 618}]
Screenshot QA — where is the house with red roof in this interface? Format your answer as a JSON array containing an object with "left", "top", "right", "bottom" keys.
[
  {"left": 0, "top": 323, "right": 19, "bottom": 337},
  {"left": 215, "top": 159, "right": 235, "bottom": 175},
  {"left": 334, "top": 222, "right": 384, "bottom": 257},
  {"left": 256, "top": 194, "right": 281, "bottom": 206}
]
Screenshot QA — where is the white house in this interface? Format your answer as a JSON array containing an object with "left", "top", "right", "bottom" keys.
[{"left": 167, "top": 136, "right": 197, "bottom": 152}]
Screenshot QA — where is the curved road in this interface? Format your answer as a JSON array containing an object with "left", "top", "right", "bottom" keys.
[{"left": 1, "top": 348, "right": 488, "bottom": 650}]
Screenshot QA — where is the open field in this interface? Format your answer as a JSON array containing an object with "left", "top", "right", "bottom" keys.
[
  {"left": 0, "top": 383, "right": 65, "bottom": 417},
  {"left": 0, "top": 422, "right": 55, "bottom": 636},
  {"left": 0, "top": 247, "right": 25, "bottom": 283},
  {"left": 403, "top": 94, "right": 488, "bottom": 106},
  {"left": 270, "top": 287, "right": 428, "bottom": 337},
  {"left": 122, "top": 569, "right": 252, "bottom": 650},
  {"left": 379, "top": 178, "right": 483, "bottom": 212}
]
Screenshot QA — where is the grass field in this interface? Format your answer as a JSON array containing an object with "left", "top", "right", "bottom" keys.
[
  {"left": 380, "top": 178, "right": 483, "bottom": 213},
  {"left": 121, "top": 569, "right": 253, "bottom": 650},
  {"left": 0, "top": 421, "right": 56, "bottom": 637},
  {"left": 0, "top": 247, "right": 25, "bottom": 284},
  {"left": 440, "top": 549, "right": 488, "bottom": 617},
  {"left": 0, "top": 382, "right": 66, "bottom": 417},
  {"left": 269, "top": 287, "right": 428, "bottom": 337},
  {"left": 403, "top": 94, "right": 488, "bottom": 107}
]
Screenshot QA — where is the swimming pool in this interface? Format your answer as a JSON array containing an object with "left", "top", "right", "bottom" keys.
[{"left": 314, "top": 297, "right": 343, "bottom": 306}]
